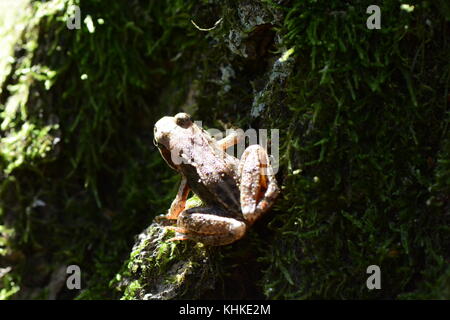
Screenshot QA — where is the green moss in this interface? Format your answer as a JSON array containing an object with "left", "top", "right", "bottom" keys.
[
  {"left": 257, "top": 0, "right": 450, "bottom": 299},
  {"left": 121, "top": 280, "right": 142, "bottom": 300},
  {"left": 0, "top": 0, "right": 210, "bottom": 299},
  {"left": 0, "top": 272, "right": 20, "bottom": 300}
]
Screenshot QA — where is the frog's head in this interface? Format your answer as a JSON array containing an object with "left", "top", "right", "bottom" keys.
[{"left": 153, "top": 113, "right": 194, "bottom": 169}]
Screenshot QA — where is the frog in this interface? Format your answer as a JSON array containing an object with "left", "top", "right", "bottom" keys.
[{"left": 153, "top": 112, "right": 279, "bottom": 246}]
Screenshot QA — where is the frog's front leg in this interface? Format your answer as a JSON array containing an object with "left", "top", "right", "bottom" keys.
[
  {"left": 217, "top": 129, "right": 244, "bottom": 150},
  {"left": 165, "top": 177, "right": 190, "bottom": 220},
  {"left": 168, "top": 207, "right": 247, "bottom": 246},
  {"left": 239, "top": 145, "right": 279, "bottom": 225}
]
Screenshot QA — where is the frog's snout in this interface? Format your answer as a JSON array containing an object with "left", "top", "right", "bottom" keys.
[{"left": 153, "top": 113, "right": 192, "bottom": 149}]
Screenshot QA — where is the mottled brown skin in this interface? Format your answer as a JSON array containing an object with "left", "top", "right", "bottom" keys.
[{"left": 153, "top": 113, "right": 279, "bottom": 246}]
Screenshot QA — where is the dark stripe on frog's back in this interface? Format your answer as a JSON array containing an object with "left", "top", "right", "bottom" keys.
[{"left": 179, "top": 162, "right": 241, "bottom": 214}]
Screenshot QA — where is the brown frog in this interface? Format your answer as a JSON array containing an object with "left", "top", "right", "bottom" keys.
[{"left": 153, "top": 113, "right": 279, "bottom": 246}]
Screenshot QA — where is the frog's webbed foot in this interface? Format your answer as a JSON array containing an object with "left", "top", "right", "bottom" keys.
[
  {"left": 173, "top": 207, "right": 246, "bottom": 246},
  {"left": 239, "top": 145, "right": 279, "bottom": 225}
]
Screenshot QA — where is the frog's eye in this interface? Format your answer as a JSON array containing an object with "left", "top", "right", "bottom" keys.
[{"left": 175, "top": 112, "right": 192, "bottom": 128}]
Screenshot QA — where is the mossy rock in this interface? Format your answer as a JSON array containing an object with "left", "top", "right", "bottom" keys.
[{"left": 116, "top": 221, "right": 217, "bottom": 300}]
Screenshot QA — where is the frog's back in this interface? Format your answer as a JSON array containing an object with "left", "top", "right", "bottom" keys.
[{"left": 179, "top": 150, "right": 242, "bottom": 215}]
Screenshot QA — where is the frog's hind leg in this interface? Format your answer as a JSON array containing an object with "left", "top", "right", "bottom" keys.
[
  {"left": 239, "top": 145, "right": 280, "bottom": 225},
  {"left": 176, "top": 207, "right": 247, "bottom": 246}
]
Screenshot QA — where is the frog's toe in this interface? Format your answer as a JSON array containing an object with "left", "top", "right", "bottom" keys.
[
  {"left": 241, "top": 203, "right": 256, "bottom": 216},
  {"left": 155, "top": 214, "right": 175, "bottom": 223},
  {"left": 165, "top": 226, "right": 188, "bottom": 233},
  {"left": 165, "top": 226, "right": 191, "bottom": 242},
  {"left": 167, "top": 235, "right": 190, "bottom": 242}
]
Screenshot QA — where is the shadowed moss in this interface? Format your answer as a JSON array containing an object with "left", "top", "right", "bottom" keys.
[
  {"left": 258, "top": 0, "right": 450, "bottom": 299},
  {"left": 0, "top": 0, "right": 448, "bottom": 300},
  {"left": 0, "top": 0, "right": 209, "bottom": 299}
]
